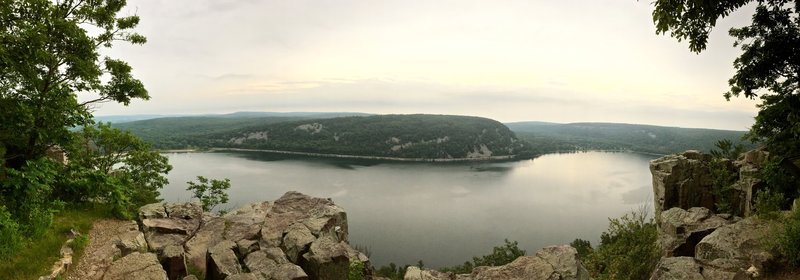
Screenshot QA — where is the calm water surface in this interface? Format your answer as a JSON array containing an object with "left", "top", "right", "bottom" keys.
[{"left": 160, "top": 151, "right": 657, "bottom": 268}]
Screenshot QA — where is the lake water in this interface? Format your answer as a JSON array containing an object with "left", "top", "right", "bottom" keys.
[{"left": 160, "top": 151, "right": 658, "bottom": 268}]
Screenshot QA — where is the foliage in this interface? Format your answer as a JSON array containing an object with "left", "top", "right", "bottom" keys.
[
  {"left": 0, "top": 158, "right": 63, "bottom": 238},
  {"left": 570, "top": 238, "right": 593, "bottom": 261},
  {"left": 61, "top": 123, "right": 172, "bottom": 218},
  {"left": 0, "top": 0, "right": 148, "bottom": 168},
  {"left": 583, "top": 209, "right": 660, "bottom": 280},
  {"left": 70, "top": 233, "right": 89, "bottom": 252},
  {"left": 117, "top": 114, "right": 528, "bottom": 159},
  {"left": 652, "top": 0, "right": 800, "bottom": 174},
  {"left": 777, "top": 208, "right": 800, "bottom": 267},
  {"left": 759, "top": 157, "right": 800, "bottom": 206},
  {"left": 348, "top": 261, "right": 365, "bottom": 280},
  {"left": 440, "top": 239, "right": 526, "bottom": 274},
  {"left": 186, "top": 176, "right": 231, "bottom": 212},
  {"left": 0, "top": 206, "right": 21, "bottom": 259},
  {"left": 754, "top": 188, "right": 785, "bottom": 220},
  {"left": 376, "top": 263, "right": 407, "bottom": 280},
  {"left": 709, "top": 139, "right": 745, "bottom": 160},
  {"left": 0, "top": 203, "right": 110, "bottom": 280}
]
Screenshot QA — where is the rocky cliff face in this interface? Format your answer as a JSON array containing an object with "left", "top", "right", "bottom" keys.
[
  {"left": 649, "top": 149, "right": 777, "bottom": 280},
  {"left": 97, "top": 191, "right": 591, "bottom": 280}
]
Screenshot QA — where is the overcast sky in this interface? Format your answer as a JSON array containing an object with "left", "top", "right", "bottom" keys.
[{"left": 89, "top": 0, "right": 761, "bottom": 130}]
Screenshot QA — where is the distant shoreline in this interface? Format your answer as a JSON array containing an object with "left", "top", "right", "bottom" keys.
[{"left": 159, "top": 147, "right": 518, "bottom": 162}]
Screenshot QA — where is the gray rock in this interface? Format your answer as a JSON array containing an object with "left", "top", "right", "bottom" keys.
[
  {"left": 467, "top": 245, "right": 589, "bottom": 280},
  {"left": 696, "top": 217, "right": 770, "bottom": 271},
  {"left": 658, "top": 207, "right": 738, "bottom": 257},
  {"left": 650, "top": 151, "right": 715, "bottom": 221},
  {"left": 244, "top": 250, "right": 278, "bottom": 274},
  {"left": 226, "top": 273, "right": 260, "bottom": 280},
  {"left": 403, "top": 266, "right": 451, "bottom": 280},
  {"left": 166, "top": 202, "right": 203, "bottom": 220},
  {"left": 237, "top": 239, "right": 260, "bottom": 256},
  {"left": 224, "top": 202, "right": 271, "bottom": 242},
  {"left": 184, "top": 217, "right": 226, "bottom": 276},
  {"left": 261, "top": 192, "right": 347, "bottom": 248},
  {"left": 103, "top": 252, "right": 168, "bottom": 280},
  {"left": 282, "top": 223, "right": 315, "bottom": 263},
  {"left": 160, "top": 245, "right": 186, "bottom": 280},
  {"left": 139, "top": 203, "right": 167, "bottom": 220},
  {"left": 270, "top": 263, "right": 309, "bottom": 280},
  {"left": 650, "top": 257, "right": 739, "bottom": 280},
  {"left": 301, "top": 236, "right": 352, "bottom": 280},
  {"left": 207, "top": 240, "right": 242, "bottom": 280},
  {"left": 113, "top": 221, "right": 148, "bottom": 257}
]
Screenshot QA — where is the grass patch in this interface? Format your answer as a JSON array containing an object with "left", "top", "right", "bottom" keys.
[{"left": 0, "top": 203, "right": 112, "bottom": 280}]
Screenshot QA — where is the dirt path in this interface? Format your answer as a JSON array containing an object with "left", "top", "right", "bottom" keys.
[{"left": 67, "top": 219, "right": 138, "bottom": 280}]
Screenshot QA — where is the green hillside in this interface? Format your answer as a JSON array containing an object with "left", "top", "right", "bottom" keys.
[
  {"left": 507, "top": 121, "right": 753, "bottom": 155},
  {"left": 211, "top": 114, "right": 525, "bottom": 159}
]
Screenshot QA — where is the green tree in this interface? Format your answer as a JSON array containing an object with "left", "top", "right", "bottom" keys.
[
  {"left": 61, "top": 123, "right": 171, "bottom": 218},
  {"left": 0, "top": 0, "right": 148, "bottom": 168},
  {"left": 186, "top": 176, "right": 231, "bottom": 212},
  {"left": 652, "top": 0, "right": 799, "bottom": 158}
]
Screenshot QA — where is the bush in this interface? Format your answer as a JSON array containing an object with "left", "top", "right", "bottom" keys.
[
  {"left": 779, "top": 209, "right": 800, "bottom": 267},
  {"left": 186, "top": 176, "right": 231, "bottom": 212},
  {"left": 348, "top": 260, "right": 365, "bottom": 280},
  {"left": 570, "top": 239, "right": 593, "bottom": 261},
  {"left": 0, "top": 206, "right": 21, "bottom": 259},
  {"left": 440, "top": 239, "right": 525, "bottom": 274},
  {"left": 754, "top": 188, "right": 785, "bottom": 220},
  {"left": 583, "top": 208, "right": 660, "bottom": 280}
]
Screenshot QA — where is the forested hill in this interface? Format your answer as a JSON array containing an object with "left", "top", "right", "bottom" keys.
[
  {"left": 507, "top": 121, "right": 753, "bottom": 155},
  {"left": 115, "top": 114, "right": 527, "bottom": 159}
]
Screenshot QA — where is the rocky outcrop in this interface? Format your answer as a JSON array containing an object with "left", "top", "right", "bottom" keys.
[
  {"left": 103, "top": 252, "right": 168, "bottom": 280},
  {"left": 108, "top": 191, "right": 372, "bottom": 280},
  {"left": 404, "top": 245, "right": 591, "bottom": 280},
  {"left": 650, "top": 150, "right": 769, "bottom": 220},
  {"left": 649, "top": 150, "right": 777, "bottom": 279},
  {"left": 657, "top": 207, "right": 739, "bottom": 257}
]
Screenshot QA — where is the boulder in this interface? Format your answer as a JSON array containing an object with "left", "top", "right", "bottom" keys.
[
  {"left": 403, "top": 266, "right": 452, "bottom": 280},
  {"left": 139, "top": 203, "right": 168, "bottom": 220},
  {"left": 184, "top": 217, "right": 226, "bottom": 276},
  {"left": 160, "top": 245, "right": 186, "bottom": 280},
  {"left": 467, "top": 245, "right": 590, "bottom": 280},
  {"left": 695, "top": 217, "right": 771, "bottom": 271},
  {"left": 237, "top": 239, "right": 260, "bottom": 256},
  {"left": 223, "top": 202, "right": 271, "bottom": 242},
  {"left": 140, "top": 203, "right": 203, "bottom": 252},
  {"left": 649, "top": 257, "right": 738, "bottom": 280},
  {"left": 206, "top": 240, "right": 242, "bottom": 280},
  {"left": 270, "top": 263, "right": 310, "bottom": 280},
  {"left": 112, "top": 221, "right": 148, "bottom": 257},
  {"left": 226, "top": 273, "right": 260, "bottom": 280},
  {"left": 650, "top": 151, "right": 715, "bottom": 221},
  {"left": 261, "top": 192, "right": 348, "bottom": 248},
  {"left": 103, "top": 252, "right": 168, "bottom": 280},
  {"left": 301, "top": 236, "right": 360, "bottom": 280},
  {"left": 657, "top": 207, "right": 738, "bottom": 257},
  {"left": 282, "top": 223, "right": 316, "bottom": 263},
  {"left": 244, "top": 250, "right": 278, "bottom": 273}
]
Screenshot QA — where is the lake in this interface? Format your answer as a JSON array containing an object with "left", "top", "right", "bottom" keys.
[{"left": 160, "top": 151, "right": 658, "bottom": 268}]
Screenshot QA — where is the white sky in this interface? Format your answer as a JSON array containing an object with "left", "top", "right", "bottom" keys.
[{"left": 89, "top": 0, "right": 761, "bottom": 130}]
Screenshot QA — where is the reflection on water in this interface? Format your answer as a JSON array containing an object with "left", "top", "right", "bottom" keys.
[{"left": 161, "top": 151, "right": 657, "bottom": 268}]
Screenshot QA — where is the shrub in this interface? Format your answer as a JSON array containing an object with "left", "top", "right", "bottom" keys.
[
  {"left": 348, "top": 260, "right": 365, "bottom": 280},
  {"left": 570, "top": 239, "right": 593, "bottom": 260},
  {"left": 583, "top": 208, "right": 660, "bottom": 280},
  {"left": 779, "top": 209, "right": 800, "bottom": 267},
  {"left": 440, "top": 239, "right": 526, "bottom": 274},
  {"left": 0, "top": 206, "right": 21, "bottom": 259},
  {"left": 186, "top": 176, "right": 231, "bottom": 212},
  {"left": 754, "top": 188, "right": 785, "bottom": 220}
]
